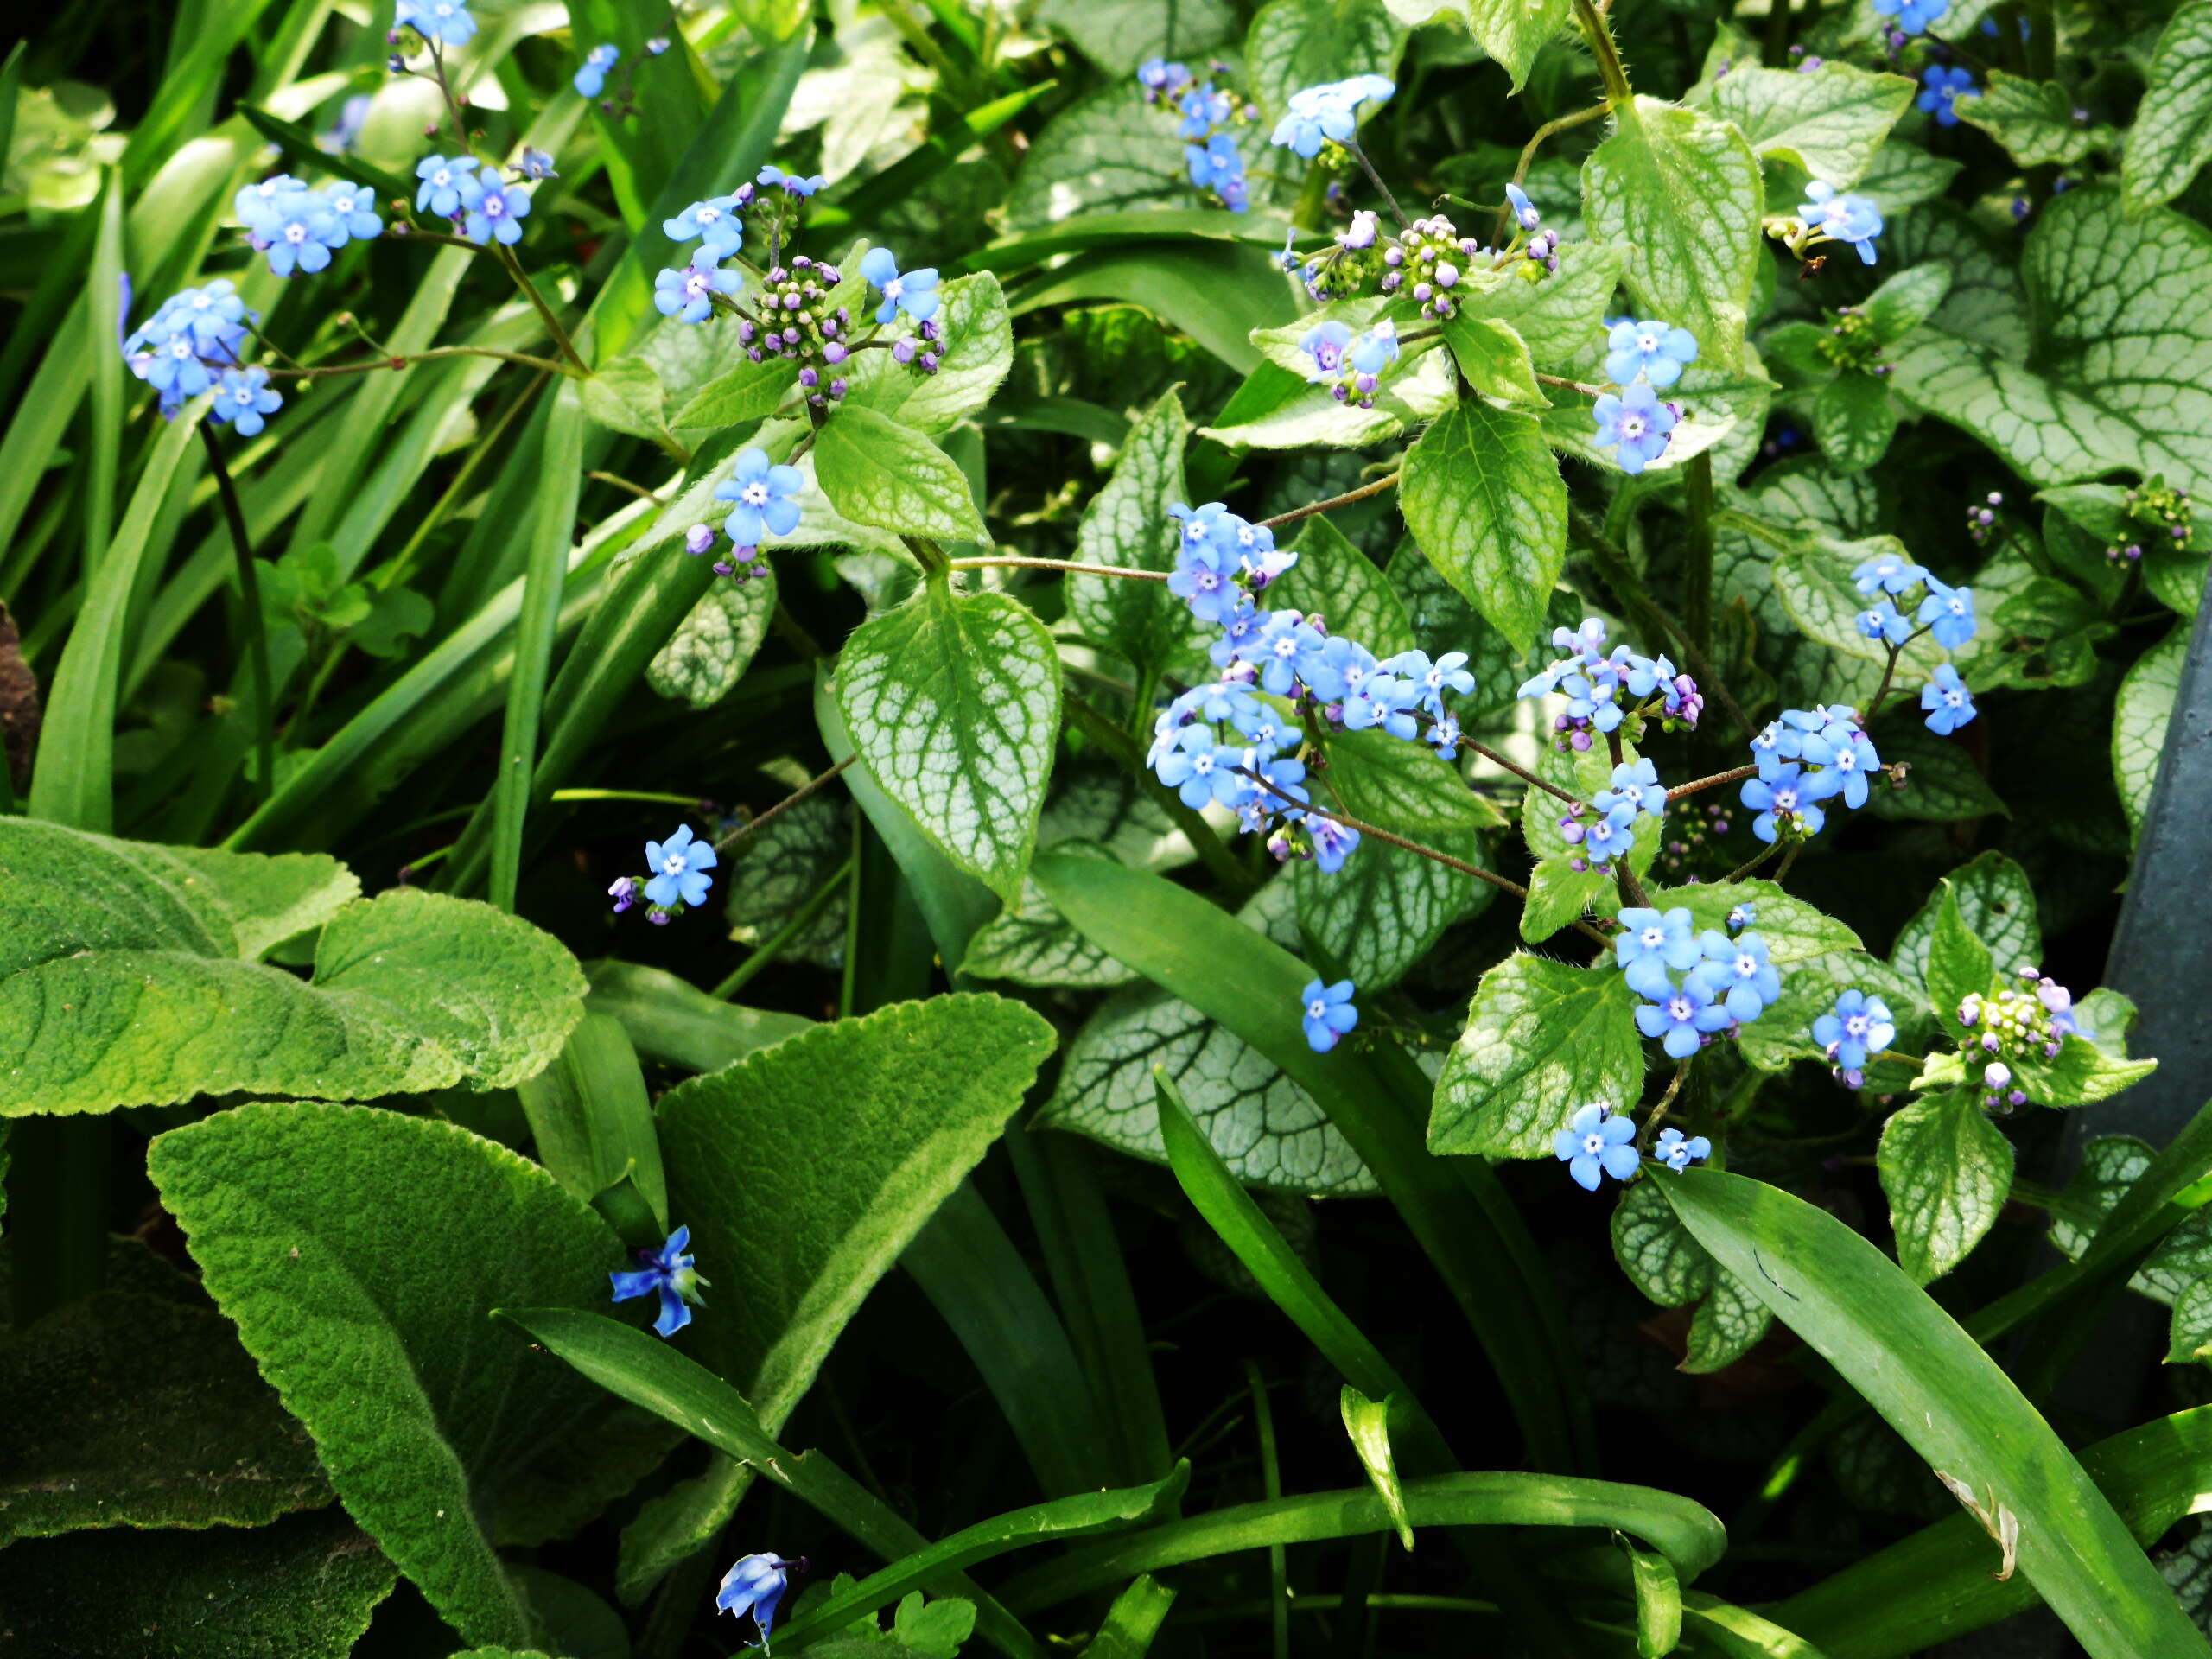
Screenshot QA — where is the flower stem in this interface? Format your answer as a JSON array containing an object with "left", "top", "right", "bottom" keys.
[
  {"left": 1637, "top": 1063, "right": 1691, "bottom": 1152},
  {"left": 198, "top": 422, "right": 275, "bottom": 804},
  {"left": 711, "top": 754, "right": 857, "bottom": 855},
  {"left": 254, "top": 344, "right": 575, "bottom": 380},
  {"left": 1494, "top": 104, "right": 1611, "bottom": 243},
  {"left": 1257, "top": 471, "right": 1402, "bottom": 530},
  {"left": 588, "top": 470, "right": 668, "bottom": 505},
  {"left": 1535, "top": 372, "right": 1609, "bottom": 399},
  {"left": 946, "top": 556, "right": 1170, "bottom": 581},
  {"left": 1341, "top": 138, "right": 1414, "bottom": 231},
  {"left": 1574, "top": 0, "right": 1635, "bottom": 105},
  {"left": 494, "top": 243, "right": 589, "bottom": 373},
  {"left": 1669, "top": 763, "right": 1758, "bottom": 799},
  {"left": 1466, "top": 739, "right": 1582, "bottom": 804},
  {"left": 1567, "top": 505, "right": 1758, "bottom": 739},
  {"left": 1720, "top": 841, "right": 1783, "bottom": 885}
]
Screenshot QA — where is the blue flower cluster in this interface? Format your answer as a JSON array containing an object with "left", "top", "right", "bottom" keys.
[
  {"left": 1138, "top": 58, "right": 1255, "bottom": 212},
  {"left": 1556, "top": 756, "right": 1669, "bottom": 869},
  {"left": 1268, "top": 75, "right": 1395, "bottom": 160},
  {"left": 1813, "top": 988, "right": 1896, "bottom": 1088},
  {"left": 1592, "top": 317, "right": 1694, "bottom": 475},
  {"left": 1143, "top": 500, "right": 1479, "bottom": 875},
  {"left": 1617, "top": 903, "right": 1781, "bottom": 1058},
  {"left": 409, "top": 154, "right": 533, "bottom": 245},
  {"left": 1551, "top": 1101, "right": 1711, "bottom": 1190},
  {"left": 1796, "top": 180, "right": 1884, "bottom": 266},
  {"left": 610, "top": 823, "right": 720, "bottom": 920},
  {"left": 1850, "top": 550, "right": 1982, "bottom": 734},
  {"left": 121, "top": 280, "right": 284, "bottom": 438},
  {"left": 609, "top": 1225, "right": 708, "bottom": 1336},
  {"left": 236, "top": 173, "right": 385, "bottom": 273},
  {"left": 1296, "top": 316, "right": 1401, "bottom": 407},
  {"left": 1742, "top": 704, "right": 1880, "bottom": 844},
  {"left": 1516, "top": 617, "right": 1703, "bottom": 756}
]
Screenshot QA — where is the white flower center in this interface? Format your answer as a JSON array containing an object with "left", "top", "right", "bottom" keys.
[
  {"left": 1846, "top": 1014, "right": 1870, "bottom": 1038},
  {"left": 884, "top": 277, "right": 905, "bottom": 301},
  {"left": 1669, "top": 997, "right": 1692, "bottom": 1020},
  {"left": 660, "top": 852, "right": 687, "bottom": 875},
  {"left": 285, "top": 223, "right": 308, "bottom": 244},
  {"left": 741, "top": 482, "right": 769, "bottom": 505},
  {"left": 1621, "top": 415, "right": 1646, "bottom": 439},
  {"left": 1308, "top": 1000, "right": 1329, "bottom": 1020},
  {"left": 1581, "top": 1134, "right": 1605, "bottom": 1156},
  {"left": 1640, "top": 927, "right": 1666, "bottom": 950},
  {"left": 686, "top": 272, "right": 710, "bottom": 296},
  {"left": 1638, "top": 333, "right": 1658, "bottom": 353}
]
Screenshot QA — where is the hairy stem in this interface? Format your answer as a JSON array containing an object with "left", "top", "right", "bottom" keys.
[
  {"left": 1574, "top": 0, "right": 1635, "bottom": 104},
  {"left": 1637, "top": 1064, "right": 1692, "bottom": 1151},
  {"left": 712, "top": 755, "right": 856, "bottom": 855},
  {"left": 1669, "top": 762, "right": 1758, "bottom": 799},
  {"left": 1257, "top": 471, "right": 1402, "bottom": 531},
  {"left": 199, "top": 423, "right": 275, "bottom": 804},
  {"left": 255, "top": 343, "right": 576, "bottom": 380},
  {"left": 1494, "top": 104, "right": 1611, "bottom": 243},
  {"left": 1467, "top": 739, "right": 1582, "bottom": 805},
  {"left": 947, "top": 556, "right": 1170, "bottom": 581},
  {"left": 494, "top": 243, "right": 588, "bottom": 373}
]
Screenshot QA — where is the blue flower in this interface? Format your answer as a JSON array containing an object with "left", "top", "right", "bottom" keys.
[
  {"left": 859, "top": 246, "right": 943, "bottom": 327},
  {"left": 1636, "top": 977, "right": 1732, "bottom": 1058},
  {"left": 461, "top": 177, "right": 531, "bottom": 245},
  {"left": 715, "top": 448, "right": 804, "bottom": 548},
  {"left": 1921, "top": 664, "right": 1978, "bottom": 734},
  {"left": 1269, "top": 76, "right": 1395, "bottom": 158},
  {"left": 1231, "top": 750, "right": 1307, "bottom": 829},
  {"left": 609, "top": 1225, "right": 708, "bottom": 1337},
  {"left": 1343, "top": 674, "right": 1421, "bottom": 741},
  {"left": 398, "top": 0, "right": 478, "bottom": 44},
  {"left": 758, "top": 163, "right": 825, "bottom": 196},
  {"left": 1504, "top": 181, "right": 1541, "bottom": 231},
  {"left": 1917, "top": 575, "right": 1976, "bottom": 649},
  {"left": 252, "top": 189, "right": 346, "bottom": 276},
  {"left": 663, "top": 194, "right": 745, "bottom": 258},
  {"left": 1798, "top": 181, "right": 1883, "bottom": 265},
  {"left": 1383, "top": 648, "right": 1474, "bottom": 716},
  {"left": 1580, "top": 803, "right": 1638, "bottom": 866},
  {"left": 321, "top": 181, "right": 383, "bottom": 244},
  {"left": 574, "top": 42, "right": 619, "bottom": 98},
  {"left": 644, "top": 824, "right": 719, "bottom": 908},
  {"left": 1654, "top": 1128, "right": 1712, "bottom": 1173},
  {"left": 1156, "top": 727, "right": 1239, "bottom": 809},
  {"left": 1604, "top": 319, "right": 1700, "bottom": 389},
  {"left": 1919, "top": 65, "right": 1978, "bottom": 125},
  {"left": 139, "top": 327, "right": 216, "bottom": 401},
  {"left": 1813, "top": 988, "right": 1896, "bottom": 1074},
  {"left": 210, "top": 367, "right": 283, "bottom": 437},
  {"left": 646, "top": 35, "right": 671, "bottom": 53},
  {"left": 1348, "top": 320, "right": 1401, "bottom": 383},
  {"left": 716, "top": 1554, "right": 795, "bottom": 1640},
  {"left": 1874, "top": 0, "right": 1948, "bottom": 35},
  {"left": 1301, "top": 978, "right": 1359, "bottom": 1052},
  {"left": 1300, "top": 633, "right": 1382, "bottom": 706},
  {"left": 1170, "top": 536, "right": 1242, "bottom": 626},
  {"left": 1688, "top": 928, "right": 1781, "bottom": 1021},
  {"left": 1298, "top": 320, "right": 1354, "bottom": 382},
  {"left": 1592, "top": 383, "right": 1677, "bottom": 474},
  {"left": 1726, "top": 902, "right": 1756, "bottom": 931},
  {"left": 1427, "top": 712, "right": 1462, "bottom": 759},
  {"left": 1554, "top": 1102, "right": 1640, "bottom": 1190},
  {"left": 415, "top": 154, "right": 479, "bottom": 216},
  {"left": 1309, "top": 814, "right": 1361, "bottom": 872},
  {"left": 656, "top": 259, "right": 744, "bottom": 324},
  {"left": 1185, "top": 132, "right": 1250, "bottom": 210},
  {"left": 518, "top": 147, "right": 559, "bottom": 180},
  {"left": 1599, "top": 756, "right": 1668, "bottom": 819},
  {"left": 1561, "top": 669, "right": 1624, "bottom": 733},
  {"left": 1177, "top": 81, "right": 1232, "bottom": 138},
  {"left": 1804, "top": 722, "right": 1880, "bottom": 809},
  {"left": 1616, "top": 906, "right": 1702, "bottom": 1000},
  {"left": 1853, "top": 550, "right": 1927, "bottom": 595},
  {"left": 1857, "top": 599, "right": 1911, "bottom": 645},
  {"left": 1740, "top": 765, "right": 1829, "bottom": 843},
  {"left": 1139, "top": 58, "right": 1192, "bottom": 96}
]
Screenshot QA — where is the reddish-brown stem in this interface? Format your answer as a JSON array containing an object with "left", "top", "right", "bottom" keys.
[
  {"left": 1669, "top": 763, "right": 1757, "bottom": 799},
  {"left": 1466, "top": 739, "right": 1583, "bottom": 805},
  {"left": 1257, "top": 472, "right": 1401, "bottom": 530},
  {"left": 713, "top": 755, "right": 856, "bottom": 854}
]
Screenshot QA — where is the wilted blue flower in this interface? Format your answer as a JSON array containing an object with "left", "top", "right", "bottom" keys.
[
  {"left": 1301, "top": 978, "right": 1359, "bottom": 1052},
  {"left": 209, "top": 367, "right": 283, "bottom": 437},
  {"left": 609, "top": 1225, "right": 708, "bottom": 1336},
  {"left": 415, "top": 154, "right": 479, "bottom": 216},
  {"left": 1917, "top": 575, "right": 1977, "bottom": 649},
  {"left": 1922, "top": 663, "right": 1977, "bottom": 734},
  {"left": 1798, "top": 181, "right": 1883, "bottom": 264},
  {"left": 1504, "top": 181, "right": 1541, "bottom": 231},
  {"left": 656, "top": 259, "right": 744, "bottom": 324},
  {"left": 1554, "top": 1102, "right": 1640, "bottom": 1190},
  {"left": 1919, "top": 65, "right": 1977, "bottom": 125},
  {"left": 715, "top": 448, "right": 804, "bottom": 549},
  {"left": 717, "top": 1554, "right": 796, "bottom": 1640},
  {"left": 859, "top": 246, "right": 941, "bottom": 324},
  {"left": 663, "top": 194, "right": 745, "bottom": 257},
  {"left": 461, "top": 176, "right": 531, "bottom": 245},
  {"left": 1637, "top": 977, "right": 1732, "bottom": 1058},
  {"left": 644, "top": 824, "right": 719, "bottom": 908},
  {"left": 1654, "top": 1128, "right": 1711, "bottom": 1173},
  {"left": 575, "top": 42, "right": 619, "bottom": 98},
  {"left": 1814, "top": 988, "right": 1896, "bottom": 1075},
  {"left": 398, "top": 0, "right": 478, "bottom": 44},
  {"left": 1616, "top": 906, "right": 1701, "bottom": 1000},
  {"left": 1604, "top": 319, "right": 1699, "bottom": 389},
  {"left": 1592, "top": 383, "right": 1676, "bottom": 474}
]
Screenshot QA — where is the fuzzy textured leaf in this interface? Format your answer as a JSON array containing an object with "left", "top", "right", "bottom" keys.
[
  {"left": 1700, "top": 62, "right": 1914, "bottom": 186},
  {"left": 1069, "top": 390, "right": 1211, "bottom": 672},
  {"left": 1428, "top": 954, "right": 1645, "bottom": 1159},
  {"left": 1399, "top": 397, "right": 1567, "bottom": 654},
  {"left": 2126, "top": 0, "right": 2212, "bottom": 211},
  {"left": 1878, "top": 1090, "right": 2015, "bottom": 1282},
  {"left": 646, "top": 567, "right": 777, "bottom": 708},
  {"left": 812, "top": 406, "right": 988, "bottom": 543}
]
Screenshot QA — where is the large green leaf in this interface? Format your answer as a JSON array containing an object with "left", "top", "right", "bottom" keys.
[
  {"left": 1382, "top": 0, "right": 1568, "bottom": 90},
  {"left": 834, "top": 582, "right": 1061, "bottom": 901},
  {"left": 1268, "top": 513, "right": 1417, "bottom": 658},
  {"left": 645, "top": 568, "right": 777, "bottom": 709},
  {"left": 1661, "top": 1170, "right": 2212, "bottom": 1659},
  {"left": 840, "top": 273, "right": 1015, "bottom": 436},
  {"left": 1246, "top": 0, "right": 1403, "bottom": 126},
  {"left": 813, "top": 406, "right": 988, "bottom": 543},
  {"left": 1067, "top": 390, "right": 1210, "bottom": 673},
  {"left": 1877, "top": 1090, "right": 2015, "bottom": 1283},
  {"left": 0, "top": 823, "right": 583, "bottom": 1116},
  {"left": 1958, "top": 71, "right": 2111, "bottom": 168},
  {"left": 1891, "top": 849, "right": 2042, "bottom": 985},
  {"left": 1610, "top": 1179, "right": 1774, "bottom": 1373},
  {"left": 1584, "top": 98, "right": 1764, "bottom": 371},
  {"left": 148, "top": 1105, "right": 671, "bottom": 1649},
  {"left": 1005, "top": 87, "right": 1192, "bottom": 227},
  {"left": 2115, "top": 622, "right": 2186, "bottom": 839},
  {"left": 2126, "top": 0, "right": 2212, "bottom": 211},
  {"left": 1699, "top": 62, "right": 1914, "bottom": 187},
  {"left": 1891, "top": 189, "right": 2212, "bottom": 493},
  {"left": 1428, "top": 954, "right": 1645, "bottom": 1160},
  {"left": 656, "top": 995, "right": 1054, "bottom": 1427},
  {"left": 582, "top": 960, "right": 813, "bottom": 1074},
  {"left": 1294, "top": 828, "right": 1489, "bottom": 989},
  {"left": 1398, "top": 397, "right": 1567, "bottom": 654}
]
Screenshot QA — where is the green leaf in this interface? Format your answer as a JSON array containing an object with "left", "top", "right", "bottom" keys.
[
  {"left": 1246, "top": 0, "right": 1404, "bottom": 127},
  {"left": 1295, "top": 828, "right": 1490, "bottom": 988},
  {"left": 1439, "top": 314, "right": 1547, "bottom": 406},
  {"left": 0, "top": 824, "right": 584, "bottom": 1116},
  {"left": 1319, "top": 724, "right": 1507, "bottom": 835},
  {"left": 1856, "top": 138, "right": 1964, "bottom": 216},
  {"left": 1033, "top": 0, "right": 1236, "bottom": 73},
  {"left": 148, "top": 1105, "right": 672, "bottom": 1649},
  {"left": 840, "top": 273, "right": 1015, "bottom": 436},
  {"left": 1340, "top": 1385, "right": 1415, "bottom": 1549},
  {"left": 1891, "top": 190, "right": 2212, "bottom": 494},
  {"left": 1878, "top": 1090, "right": 2015, "bottom": 1283},
  {"left": 1462, "top": 240, "right": 1630, "bottom": 375},
  {"left": 0, "top": 1508, "right": 397, "bottom": 1659},
  {"left": 1815, "top": 372, "right": 1897, "bottom": 475},
  {"left": 1004, "top": 88, "right": 1195, "bottom": 226},
  {"left": 1737, "top": 948, "right": 1929, "bottom": 1076},
  {"left": 1652, "top": 879, "right": 1863, "bottom": 963},
  {"left": 2126, "top": 0, "right": 2212, "bottom": 211},
  {"left": 579, "top": 356, "right": 672, "bottom": 443},
  {"left": 1699, "top": 61, "right": 1915, "bottom": 186},
  {"left": 1267, "top": 512, "right": 1418, "bottom": 658},
  {"left": 1957, "top": 71, "right": 2110, "bottom": 168},
  {"left": 646, "top": 567, "right": 777, "bottom": 708},
  {"left": 1382, "top": 0, "right": 1569, "bottom": 90},
  {"left": 1921, "top": 884, "right": 1996, "bottom": 1026},
  {"left": 516, "top": 1011, "right": 668, "bottom": 1237},
  {"left": 1428, "top": 954, "right": 1646, "bottom": 1160},
  {"left": 1619, "top": 1535, "right": 1684, "bottom": 1658},
  {"left": 1399, "top": 397, "right": 1567, "bottom": 653},
  {"left": 1770, "top": 534, "right": 1944, "bottom": 674},
  {"left": 1611, "top": 1179, "right": 1774, "bottom": 1374},
  {"left": 1660, "top": 1170, "right": 2212, "bottom": 1659},
  {"left": 1084, "top": 1577, "right": 1178, "bottom": 1658},
  {"left": 965, "top": 873, "right": 1138, "bottom": 990},
  {"left": 835, "top": 583, "right": 1060, "bottom": 901},
  {"left": 671, "top": 354, "right": 802, "bottom": 429},
  {"left": 1859, "top": 262, "right": 1955, "bottom": 347},
  {"left": 1202, "top": 346, "right": 1456, "bottom": 449},
  {"left": 2116, "top": 623, "right": 2185, "bottom": 840},
  {"left": 1892, "top": 850, "right": 2042, "bottom": 986},
  {"left": 1068, "top": 390, "right": 1211, "bottom": 673},
  {"left": 657, "top": 995, "right": 1054, "bottom": 1426},
  {"left": 1866, "top": 724, "right": 2007, "bottom": 822},
  {"left": 813, "top": 407, "right": 988, "bottom": 543},
  {"left": 583, "top": 959, "right": 813, "bottom": 1075},
  {"left": 2166, "top": 1278, "right": 2212, "bottom": 1363},
  {"left": 2011, "top": 1031, "right": 2158, "bottom": 1110},
  {"left": 1686, "top": 1273, "right": 1776, "bottom": 1375},
  {"left": 1584, "top": 98, "right": 1764, "bottom": 371},
  {"left": 1520, "top": 855, "right": 1613, "bottom": 944}
]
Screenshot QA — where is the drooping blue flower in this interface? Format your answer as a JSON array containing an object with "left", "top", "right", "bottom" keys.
[
  {"left": 859, "top": 246, "right": 942, "bottom": 325},
  {"left": 1798, "top": 181, "right": 1883, "bottom": 264},
  {"left": 609, "top": 1225, "right": 708, "bottom": 1337},
  {"left": 1604, "top": 319, "right": 1700, "bottom": 389},
  {"left": 574, "top": 42, "right": 620, "bottom": 98},
  {"left": 715, "top": 447, "right": 804, "bottom": 548},
  {"left": 1301, "top": 978, "right": 1359, "bottom": 1052},
  {"left": 1853, "top": 550, "right": 1928, "bottom": 595},
  {"left": 1592, "top": 383, "right": 1677, "bottom": 474},
  {"left": 757, "top": 163, "right": 826, "bottom": 197},
  {"left": 1185, "top": 131, "right": 1250, "bottom": 211},
  {"left": 656, "top": 259, "right": 744, "bottom": 324},
  {"left": 1308, "top": 814, "right": 1361, "bottom": 872},
  {"left": 716, "top": 1554, "right": 795, "bottom": 1640},
  {"left": 1921, "top": 664, "right": 1978, "bottom": 734},
  {"left": 415, "top": 154, "right": 479, "bottom": 216},
  {"left": 1654, "top": 1128, "right": 1712, "bottom": 1173},
  {"left": 1615, "top": 906, "right": 1702, "bottom": 1000},
  {"left": 1347, "top": 320, "right": 1401, "bottom": 386},
  {"left": 1874, "top": 0, "right": 1949, "bottom": 36},
  {"left": 1688, "top": 929, "right": 1782, "bottom": 1022},
  {"left": 1177, "top": 81, "right": 1232, "bottom": 138},
  {"left": 321, "top": 181, "right": 383, "bottom": 244},
  {"left": 209, "top": 366, "right": 283, "bottom": 437},
  {"left": 1636, "top": 976, "right": 1732, "bottom": 1058},
  {"left": 1857, "top": 598, "right": 1911, "bottom": 645},
  {"left": 1919, "top": 65, "right": 1978, "bottom": 125},
  {"left": 1554, "top": 1102, "right": 1641, "bottom": 1190},
  {"left": 1504, "top": 181, "right": 1541, "bottom": 232},
  {"left": 1740, "top": 765, "right": 1829, "bottom": 844},
  {"left": 1917, "top": 575, "right": 1977, "bottom": 649},
  {"left": 1813, "top": 988, "right": 1896, "bottom": 1075},
  {"left": 1269, "top": 75, "right": 1395, "bottom": 158},
  {"left": 397, "top": 0, "right": 479, "bottom": 45},
  {"left": 663, "top": 194, "right": 745, "bottom": 258},
  {"left": 461, "top": 176, "right": 531, "bottom": 245},
  {"left": 644, "top": 824, "right": 720, "bottom": 908}
]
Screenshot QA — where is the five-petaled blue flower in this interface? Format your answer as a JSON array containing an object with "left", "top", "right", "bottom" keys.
[
  {"left": 1299, "top": 320, "right": 1353, "bottom": 382},
  {"left": 1301, "top": 978, "right": 1359, "bottom": 1053},
  {"left": 859, "top": 246, "right": 942, "bottom": 325},
  {"left": 1309, "top": 814, "right": 1360, "bottom": 873},
  {"left": 574, "top": 42, "right": 619, "bottom": 98},
  {"left": 1177, "top": 81, "right": 1232, "bottom": 138},
  {"left": 1874, "top": 0, "right": 1949, "bottom": 35},
  {"left": 1592, "top": 383, "right": 1677, "bottom": 474},
  {"left": 717, "top": 1554, "right": 797, "bottom": 1641},
  {"left": 1798, "top": 181, "right": 1883, "bottom": 264},
  {"left": 253, "top": 191, "right": 345, "bottom": 276},
  {"left": 656, "top": 259, "right": 744, "bottom": 324},
  {"left": 322, "top": 181, "right": 383, "bottom": 242},
  {"left": 1637, "top": 976, "right": 1732, "bottom": 1058},
  {"left": 716, "top": 448, "right": 805, "bottom": 549},
  {"left": 210, "top": 367, "right": 283, "bottom": 437},
  {"left": 1269, "top": 75, "right": 1395, "bottom": 158},
  {"left": 1554, "top": 1102, "right": 1640, "bottom": 1190},
  {"left": 1688, "top": 929, "right": 1781, "bottom": 1022},
  {"left": 1922, "top": 664, "right": 1978, "bottom": 734},
  {"left": 1384, "top": 649, "right": 1475, "bottom": 716},
  {"left": 1185, "top": 132, "right": 1250, "bottom": 211},
  {"left": 1504, "top": 181, "right": 1541, "bottom": 231},
  {"left": 1598, "top": 756, "right": 1668, "bottom": 819},
  {"left": 1616, "top": 906, "right": 1701, "bottom": 1000},
  {"left": 1857, "top": 599, "right": 1911, "bottom": 645},
  {"left": 1853, "top": 550, "right": 1927, "bottom": 595},
  {"left": 1813, "top": 988, "right": 1897, "bottom": 1074},
  {"left": 1604, "top": 319, "right": 1700, "bottom": 389},
  {"left": 1917, "top": 575, "right": 1976, "bottom": 649},
  {"left": 415, "top": 154, "right": 478, "bottom": 216},
  {"left": 1740, "top": 765, "right": 1829, "bottom": 844},
  {"left": 1654, "top": 1128, "right": 1712, "bottom": 1173},
  {"left": 518, "top": 147, "right": 559, "bottom": 180},
  {"left": 644, "top": 824, "right": 719, "bottom": 908},
  {"left": 1919, "top": 65, "right": 1978, "bottom": 125},
  {"left": 663, "top": 194, "right": 745, "bottom": 257},
  {"left": 609, "top": 1225, "right": 708, "bottom": 1337},
  {"left": 398, "top": 0, "right": 479, "bottom": 44},
  {"left": 1157, "top": 728, "right": 1237, "bottom": 809},
  {"left": 1581, "top": 803, "right": 1638, "bottom": 866},
  {"left": 461, "top": 177, "right": 531, "bottom": 245},
  {"left": 1169, "top": 537, "right": 1242, "bottom": 626}
]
